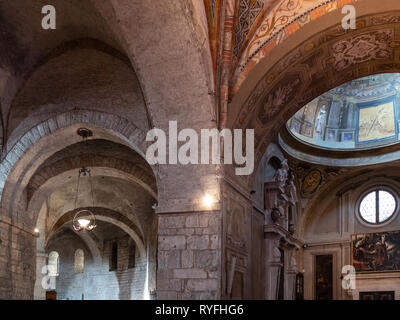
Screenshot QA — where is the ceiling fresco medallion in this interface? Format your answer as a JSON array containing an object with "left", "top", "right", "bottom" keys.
[{"left": 301, "top": 169, "right": 322, "bottom": 195}]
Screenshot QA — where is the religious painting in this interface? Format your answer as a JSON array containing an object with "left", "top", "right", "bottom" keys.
[
  {"left": 315, "top": 255, "right": 333, "bottom": 300},
  {"left": 301, "top": 170, "right": 322, "bottom": 195},
  {"left": 357, "top": 100, "right": 397, "bottom": 143},
  {"left": 351, "top": 231, "right": 400, "bottom": 273},
  {"left": 359, "top": 291, "right": 394, "bottom": 300},
  {"left": 342, "top": 132, "right": 354, "bottom": 142},
  {"left": 327, "top": 129, "right": 336, "bottom": 141}
]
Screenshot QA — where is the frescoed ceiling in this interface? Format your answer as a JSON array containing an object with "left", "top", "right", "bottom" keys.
[{"left": 203, "top": 0, "right": 358, "bottom": 96}]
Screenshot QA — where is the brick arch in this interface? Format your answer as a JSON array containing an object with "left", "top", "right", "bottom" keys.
[
  {"left": 27, "top": 154, "right": 157, "bottom": 206},
  {"left": 27, "top": 172, "right": 154, "bottom": 239},
  {"left": 0, "top": 109, "right": 154, "bottom": 221},
  {"left": 48, "top": 207, "right": 147, "bottom": 258},
  {"left": 227, "top": 5, "right": 400, "bottom": 185}
]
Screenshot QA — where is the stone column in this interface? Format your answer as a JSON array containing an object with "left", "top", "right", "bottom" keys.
[{"left": 264, "top": 234, "right": 282, "bottom": 300}]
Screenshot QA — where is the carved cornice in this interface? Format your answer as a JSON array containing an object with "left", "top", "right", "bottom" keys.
[{"left": 264, "top": 223, "right": 303, "bottom": 249}]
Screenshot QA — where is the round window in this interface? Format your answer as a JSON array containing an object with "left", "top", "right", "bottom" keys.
[{"left": 359, "top": 189, "right": 397, "bottom": 224}]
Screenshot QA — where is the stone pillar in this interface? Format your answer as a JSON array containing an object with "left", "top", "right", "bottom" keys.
[
  {"left": 34, "top": 251, "right": 47, "bottom": 300},
  {"left": 264, "top": 234, "right": 282, "bottom": 300},
  {"left": 156, "top": 211, "right": 221, "bottom": 299}
]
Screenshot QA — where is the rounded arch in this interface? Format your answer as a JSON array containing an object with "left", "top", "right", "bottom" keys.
[
  {"left": 227, "top": 0, "right": 400, "bottom": 183},
  {"left": 0, "top": 111, "right": 156, "bottom": 222},
  {"left": 6, "top": 42, "right": 150, "bottom": 151},
  {"left": 298, "top": 167, "right": 400, "bottom": 239},
  {"left": 28, "top": 171, "right": 154, "bottom": 238},
  {"left": 48, "top": 209, "right": 147, "bottom": 259}
]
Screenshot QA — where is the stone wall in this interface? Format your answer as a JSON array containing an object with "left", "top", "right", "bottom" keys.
[
  {"left": 45, "top": 232, "right": 147, "bottom": 300},
  {"left": 157, "top": 211, "right": 220, "bottom": 299},
  {"left": 0, "top": 218, "right": 36, "bottom": 299}
]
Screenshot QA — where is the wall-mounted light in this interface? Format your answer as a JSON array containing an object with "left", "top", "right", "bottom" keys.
[
  {"left": 203, "top": 194, "right": 214, "bottom": 208},
  {"left": 34, "top": 228, "right": 39, "bottom": 234}
]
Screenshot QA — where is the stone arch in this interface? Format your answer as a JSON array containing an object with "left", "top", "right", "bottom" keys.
[
  {"left": 27, "top": 170, "right": 153, "bottom": 238},
  {"left": 26, "top": 153, "right": 157, "bottom": 206},
  {"left": 5, "top": 42, "right": 150, "bottom": 152},
  {"left": 48, "top": 208, "right": 147, "bottom": 258},
  {"left": 0, "top": 110, "right": 155, "bottom": 222},
  {"left": 228, "top": 1, "right": 400, "bottom": 183}
]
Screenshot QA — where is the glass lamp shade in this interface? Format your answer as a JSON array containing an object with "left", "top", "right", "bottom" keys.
[{"left": 73, "top": 209, "right": 97, "bottom": 231}]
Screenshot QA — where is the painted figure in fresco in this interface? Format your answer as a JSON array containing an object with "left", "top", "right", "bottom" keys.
[{"left": 315, "top": 105, "right": 327, "bottom": 139}]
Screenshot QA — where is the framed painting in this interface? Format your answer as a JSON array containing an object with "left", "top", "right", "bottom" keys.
[
  {"left": 342, "top": 132, "right": 354, "bottom": 142},
  {"left": 356, "top": 98, "right": 397, "bottom": 143},
  {"left": 326, "top": 129, "right": 336, "bottom": 141},
  {"left": 351, "top": 230, "right": 400, "bottom": 273}
]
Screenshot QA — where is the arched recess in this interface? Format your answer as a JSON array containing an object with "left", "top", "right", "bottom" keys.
[
  {"left": 227, "top": 0, "right": 400, "bottom": 185},
  {"left": 298, "top": 165, "right": 400, "bottom": 239}
]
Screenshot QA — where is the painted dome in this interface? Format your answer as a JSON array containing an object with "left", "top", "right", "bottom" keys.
[{"left": 287, "top": 73, "right": 400, "bottom": 150}]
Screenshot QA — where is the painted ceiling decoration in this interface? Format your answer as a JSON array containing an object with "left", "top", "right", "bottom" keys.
[
  {"left": 203, "top": 0, "right": 223, "bottom": 82},
  {"left": 203, "top": 0, "right": 360, "bottom": 99},
  {"left": 233, "top": 0, "right": 268, "bottom": 59},
  {"left": 231, "top": 0, "right": 348, "bottom": 96},
  {"left": 229, "top": 10, "right": 400, "bottom": 171},
  {"left": 287, "top": 73, "right": 400, "bottom": 150}
]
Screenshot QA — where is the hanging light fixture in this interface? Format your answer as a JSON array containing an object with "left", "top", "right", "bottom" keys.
[{"left": 72, "top": 128, "right": 97, "bottom": 232}]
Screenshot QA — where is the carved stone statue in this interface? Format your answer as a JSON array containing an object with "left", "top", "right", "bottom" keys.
[
  {"left": 271, "top": 207, "right": 283, "bottom": 224},
  {"left": 273, "top": 159, "right": 289, "bottom": 186},
  {"left": 285, "top": 170, "right": 298, "bottom": 206}
]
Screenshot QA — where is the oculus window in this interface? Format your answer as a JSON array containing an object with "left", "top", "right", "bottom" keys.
[{"left": 359, "top": 189, "right": 396, "bottom": 224}]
